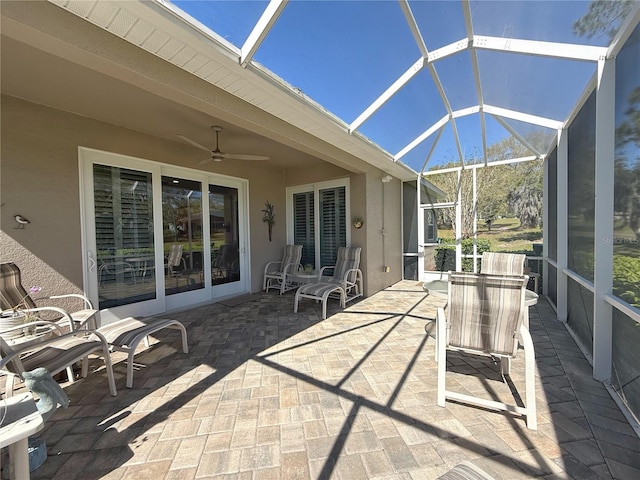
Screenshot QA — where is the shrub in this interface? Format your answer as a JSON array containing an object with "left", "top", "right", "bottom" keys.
[
  {"left": 614, "top": 255, "right": 640, "bottom": 308},
  {"left": 434, "top": 238, "right": 491, "bottom": 272}
]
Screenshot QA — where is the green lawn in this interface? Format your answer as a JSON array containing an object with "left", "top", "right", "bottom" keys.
[{"left": 438, "top": 217, "right": 543, "bottom": 252}]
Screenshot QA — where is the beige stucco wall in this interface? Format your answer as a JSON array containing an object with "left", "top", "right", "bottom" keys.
[
  {"left": 1, "top": 95, "right": 402, "bottom": 307},
  {"left": 0, "top": 95, "right": 285, "bottom": 300},
  {"left": 285, "top": 166, "right": 403, "bottom": 297}
]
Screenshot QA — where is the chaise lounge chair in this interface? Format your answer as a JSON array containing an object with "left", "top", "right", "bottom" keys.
[{"left": 294, "top": 246, "right": 363, "bottom": 319}]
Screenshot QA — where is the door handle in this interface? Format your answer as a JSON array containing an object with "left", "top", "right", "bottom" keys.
[{"left": 88, "top": 252, "right": 97, "bottom": 272}]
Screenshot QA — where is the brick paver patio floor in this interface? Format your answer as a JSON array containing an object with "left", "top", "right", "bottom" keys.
[{"left": 7, "top": 280, "right": 640, "bottom": 479}]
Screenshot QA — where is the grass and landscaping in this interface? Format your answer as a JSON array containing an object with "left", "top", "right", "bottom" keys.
[{"left": 437, "top": 217, "right": 543, "bottom": 253}]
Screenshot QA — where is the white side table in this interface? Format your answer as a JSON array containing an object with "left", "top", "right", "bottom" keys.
[
  {"left": 0, "top": 393, "right": 44, "bottom": 479},
  {"left": 290, "top": 271, "right": 320, "bottom": 286}
]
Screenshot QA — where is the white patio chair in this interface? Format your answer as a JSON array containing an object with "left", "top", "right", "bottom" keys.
[
  {"left": 0, "top": 318, "right": 117, "bottom": 398},
  {"left": 294, "top": 246, "right": 363, "bottom": 319},
  {"left": 263, "top": 245, "right": 303, "bottom": 295},
  {"left": 1, "top": 262, "right": 97, "bottom": 331},
  {"left": 317, "top": 246, "right": 363, "bottom": 303},
  {"left": 436, "top": 271, "right": 536, "bottom": 429}
]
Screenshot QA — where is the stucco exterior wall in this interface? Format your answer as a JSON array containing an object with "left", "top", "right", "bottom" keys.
[
  {"left": 1, "top": 95, "right": 402, "bottom": 308},
  {"left": 0, "top": 95, "right": 286, "bottom": 299}
]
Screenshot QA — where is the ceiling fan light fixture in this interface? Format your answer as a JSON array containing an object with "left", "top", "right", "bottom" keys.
[{"left": 178, "top": 125, "right": 270, "bottom": 163}]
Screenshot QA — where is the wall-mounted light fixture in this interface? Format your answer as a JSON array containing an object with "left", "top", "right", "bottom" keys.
[
  {"left": 352, "top": 217, "right": 364, "bottom": 229},
  {"left": 381, "top": 175, "right": 392, "bottom": 183}
]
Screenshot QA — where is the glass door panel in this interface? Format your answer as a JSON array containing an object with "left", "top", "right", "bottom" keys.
[
  {"left": 93, "top": 164, "right": 156, "bottom": 309},
  {"left": 162, "top": 176, "right": 204, "bottom": 295},
  {"left": 210, "top": 184, "right": 240, "bottom": 286}
]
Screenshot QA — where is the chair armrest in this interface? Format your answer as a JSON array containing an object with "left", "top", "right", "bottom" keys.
[
  {"left": 282, "top": 262, "right": 301, "bottom": 274},
  {"left": 49, "top": 293, "right": 94, "bottom": 310},
  {"left": 7, "top": 307, "right": 75, "bottom": 332},
  {"left": 342, "top": 268, "right": 363, "bottom": 285},
  {"left": 0, "top": 320, "right": 64, "bottom": 337},
  {"left": 319, "top": 265, "right": 335, "bottom": 276},
  {"left": 264, "top": 261, "right": 282, "bottom": 274}
]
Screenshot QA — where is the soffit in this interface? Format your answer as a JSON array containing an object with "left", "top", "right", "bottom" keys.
[{"left": 41, "top": 0, "right": 418, "bottom": 180}]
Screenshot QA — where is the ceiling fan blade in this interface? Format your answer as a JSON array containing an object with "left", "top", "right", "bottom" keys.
[
  {"left": 177, "top": 134, "right": 211, "bottom": 152},
  {"left": 222, "top": 153, "right": 270, "bottom": 161}
]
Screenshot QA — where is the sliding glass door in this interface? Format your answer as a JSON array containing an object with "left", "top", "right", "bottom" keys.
[{"left": 81, "top": 148, "right": 249, "bottom": 322}]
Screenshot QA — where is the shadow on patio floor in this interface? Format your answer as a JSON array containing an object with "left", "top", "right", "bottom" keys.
[{"left": 4, "top": 281, "right": 639, "bottom": 479}]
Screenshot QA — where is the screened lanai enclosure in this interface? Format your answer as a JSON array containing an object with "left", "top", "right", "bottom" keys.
[
  {"left": 8, "top": 0, "right": 640, "bottom": 435},
  {"left": 156, "top": 0, "right": 640, "bottom": 433}
]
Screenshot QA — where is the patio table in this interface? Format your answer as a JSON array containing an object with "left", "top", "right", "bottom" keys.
[
  {"left": 0, "top": 392, "right": 44, "bottom": 479},
  {"left": 290, "top": 271, "right": 320, "bottom": 286}
]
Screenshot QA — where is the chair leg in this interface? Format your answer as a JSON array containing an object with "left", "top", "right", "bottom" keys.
[
  {"left": 4, "top": 373, "right": 16, "bottom": 397},
  {"left": 520, "top": 324, "right": 537, "bottom": 430},
  {"left": 94, "top": 336, "right": 118, "bottom": 396},
  {"left": 321, "top": 293, "right": 328, "bottom": 320},
  {"left": 126, "top": 348, "right": 136, "bottom": 389},
  {"left": 294, "top": 290, "right": 300, "bottom": 313},
  {"left": 436, "top": 308, "right": 446, "bottom": 407},
  {"left": 178, "top": 324, "right": 189, "bottom": 354},
  {"left": 500, "top": 357, "right": 511, "bottom": 376}
]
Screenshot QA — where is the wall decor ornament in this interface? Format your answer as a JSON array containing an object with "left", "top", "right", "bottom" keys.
[
  {"left": 353, "top": 217, "right": 364, "bottom": 229},
  {"left": 262, "top": 201, "right": 275, "bottom": 241}
]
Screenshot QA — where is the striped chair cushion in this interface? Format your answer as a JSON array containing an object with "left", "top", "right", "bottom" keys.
[
  {"left": 13, "top": 336, "right": 104, "bottom": 376},
  {"left": 277, "top": 245, "right": 302, "bottom": 275},
  {"left": 0, "top": 262, "right": 38, "bottom": 310},
  {"left": 327, "top": 247, "right": 361, "bottom": 285},
  {"left": 281, "top": 245, "right": 303, "bottom": 273},
  {"left": 297, "top": 283, "right": 343, "bottom": 298},
  {"left": 98, "top": 317, "right": 177, "bottom": 348},
  {"left": 447, "top": 272, "right": 526, "bottom": 356},
  {"left": 480, "top": 252, "right": 526, "bottom": 276}
]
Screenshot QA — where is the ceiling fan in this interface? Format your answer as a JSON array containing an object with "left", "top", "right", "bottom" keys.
[{"left": 177, "top": 125, "right": 270, "bottom": 163}]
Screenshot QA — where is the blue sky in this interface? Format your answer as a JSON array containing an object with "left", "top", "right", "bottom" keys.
[{"left": 172, "top": 1, "right": 616, "bottom": 171}]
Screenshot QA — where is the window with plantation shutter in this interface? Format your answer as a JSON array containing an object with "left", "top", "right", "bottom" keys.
[
  {"left": 291, "top": 184, "right": 347, "bottom": 270},
  {"left": 319, "top": 186, "right": 346, "bottom": 267},
  {"left": 293, "top": 192, "right": 315, "bottom": 268}
]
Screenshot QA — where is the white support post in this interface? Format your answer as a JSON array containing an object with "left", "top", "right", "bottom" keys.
[
  {"left": 542, "top": 154, "right": 549, "bottom": 296},
  {"left": 593, "top": 58, "right": 615, "bottom": 382},
  {"left": 472, "top": 168, "right": 478, "bottom": 272},
  {"left": 456, "top": 170, "right": 462, "bottom": 271},
  {"left": 557, "top": 128, "right": 568, "bottom": 323},
  {"left": 417, "top": 175, "right": 425, "bottom": 282}
]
